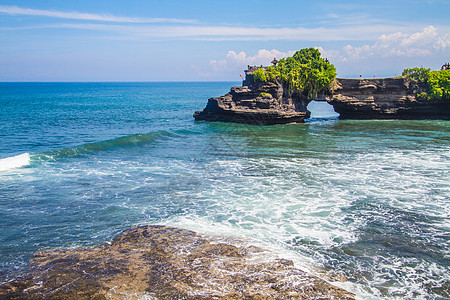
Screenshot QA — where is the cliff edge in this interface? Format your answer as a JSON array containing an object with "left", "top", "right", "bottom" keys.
[{"left": 329, "top": 77, "right": 450, "bottom": 119}]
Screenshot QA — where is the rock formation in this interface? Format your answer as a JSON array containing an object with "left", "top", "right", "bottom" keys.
[
  {"left": 329, "top": 77, "right": 450, "bottom": 119},
  {"left": 0, "top": 225, "right": 354, "bottom": 299},
  {"left": 194, "top": 66, "right": 311, "bottom": 124},
  {"left": 193, "top": 67, "right": 450, "bottom": 124}
]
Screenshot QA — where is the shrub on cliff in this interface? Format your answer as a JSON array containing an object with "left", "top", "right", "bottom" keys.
[
  {"left": 403, "top": 67, "right": 450, "bottom": 100},
  {"left": 253, "top": 67, "right": 267, "bottom": 82},
  {"left": 260, "top": 48, "right": 336, "bottom": 98},
  {"left": 428, "top": 70, "right": 450, "bottom": 100},
  {"left": 402, "top": 67, "right": 431, "bottom": 83}
]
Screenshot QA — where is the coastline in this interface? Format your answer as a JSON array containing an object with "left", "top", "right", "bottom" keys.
[
  {"left": 194, "top": 66, "right": 450, "bottom": 124},
  {"left": 1, "top": 82, "right": 449, "bottom": 298}
]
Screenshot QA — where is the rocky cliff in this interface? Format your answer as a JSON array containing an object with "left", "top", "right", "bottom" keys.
[
  {"left": 329, "top": 77, "right": 450, "bottom": 119},
  {"left": 194, "top": 67, "right": 311, "bottom": 124},
  {"left": 193, "top": 67, "right": 450, "bottom": 124},
  {"left": 0, "top": 225, "right": 354, "bottom": 299}
]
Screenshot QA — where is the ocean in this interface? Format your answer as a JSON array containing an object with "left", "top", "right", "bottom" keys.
[{"left": 0, "top": 82, "right": 449, "bottom": 299}]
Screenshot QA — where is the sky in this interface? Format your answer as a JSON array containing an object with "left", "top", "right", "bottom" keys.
[{"left": 0, "top": 0, "right": 449, "bottom": 81}]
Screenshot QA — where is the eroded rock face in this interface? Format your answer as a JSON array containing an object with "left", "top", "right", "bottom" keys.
[
  {"left": 194, "top": 70, "right": 310, "bottom": 125},
  {"left": 327, "top": 78, "right": 449, "bottom": 119},
  {"left": 0, "top": 225, "right": 354, "bottom": 299},
  {"left": 194, "top": 67, "right": 450, "bottom": 124}
]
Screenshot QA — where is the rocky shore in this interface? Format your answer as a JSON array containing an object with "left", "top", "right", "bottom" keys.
[
  {"left": 0, "top": 225, "right": 354, "bottom": 299},
  {"left": 193, "top": 67, "right": 450, "bottom": 124}
]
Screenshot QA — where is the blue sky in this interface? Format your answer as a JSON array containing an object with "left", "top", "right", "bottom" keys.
[{"left": 1, "top": 0, "right": 449, "bottom": 81}]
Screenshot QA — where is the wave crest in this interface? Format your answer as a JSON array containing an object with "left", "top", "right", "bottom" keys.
[
  {"left": 0, "top": 153, "right": 31, "bottom": 172},
  {"left": 38, "top": 131, "right": 175, "bottom": 160}
]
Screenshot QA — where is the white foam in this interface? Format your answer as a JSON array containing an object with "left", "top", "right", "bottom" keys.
[{"left": 0, "top": 153, "right": 31, "bottom": 172}]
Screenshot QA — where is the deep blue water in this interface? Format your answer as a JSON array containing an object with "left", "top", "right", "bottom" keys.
[{"left": 0, "top": 82, "right": 449, "bottom": 299}]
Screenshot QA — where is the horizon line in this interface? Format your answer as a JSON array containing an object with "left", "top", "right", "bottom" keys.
[{"left": 0, "top": 76, "right": 403, "bottom": 83}]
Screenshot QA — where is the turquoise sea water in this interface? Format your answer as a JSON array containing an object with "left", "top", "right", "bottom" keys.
[{"left": 0, "top": 82, "right": 449, "bottom": 299}]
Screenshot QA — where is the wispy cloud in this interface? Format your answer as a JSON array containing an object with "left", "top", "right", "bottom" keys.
[
  {"left": 0, "top": 5, "right": 197, "bottom": 24},
  {"left": 2, "top": 5, "right": 449, "bottom": 45},
  {"left": 2, "top": 22, "right": 427, "bottom": 42}
]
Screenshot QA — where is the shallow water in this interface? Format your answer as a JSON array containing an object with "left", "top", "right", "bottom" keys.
[{"left": 0, "top": 82, "right": 449, "bottom": 298}]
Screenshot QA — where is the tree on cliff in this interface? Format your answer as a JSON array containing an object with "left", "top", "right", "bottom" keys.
[
  {"left": 253, "top": 48, "right": 336, "bottom": 98},
  {"left": 403, "top": 67, "right": 450, "bottom": 100}
]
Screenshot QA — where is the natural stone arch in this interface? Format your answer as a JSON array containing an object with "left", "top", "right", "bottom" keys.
[{"left": 306, "top": 99, "right": 339, "bottom": 119}]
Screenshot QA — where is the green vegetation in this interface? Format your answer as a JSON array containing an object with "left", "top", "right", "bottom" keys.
[
  {"left": 259, "top": 92, "right": 271, "bottom": 97},
  {"left": 402, "top": 67, "right": 431, "bottom": 83},
  {"left": 428, "top": 69, "right": 450, "bottom": 100},
  {"left": 402, "top": 67, "right": 450, "bottom": 100},
  {"left": 417, "top": 92, "right": 428, "bottom": 100},
  {"left": 253, "top": 67, "right": 267, "bottom": 82},
  {"left": 252, "top": 48, "right": 336, "bottom": 98}
]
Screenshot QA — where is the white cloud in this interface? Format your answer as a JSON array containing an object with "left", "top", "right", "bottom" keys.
[
  {"left": 314, "top": 47, "right": 340, "bottom": 62},
  {"left": 0, "top": 5, "right": 197, "bottom": 24},
  {"left": 337, "top": 26, "right": 449, "bottom": 61},
  {"left": 8, "top": 22, "right": 432, "bottom": 44},
  {"left": 319, "top": 26, "right": 450, "bottom": 76},
  {"left": 210, "top": 49, "right": 296, "bottom": 72},
  {"left": 206, "top": 27, "right": 450, "bottom": 79},
  {"left": 2, "top": 5, "right": 450, "bottom": 46},
  {"left": 127, "top": 24, "right": 415, "bottom": 41}
]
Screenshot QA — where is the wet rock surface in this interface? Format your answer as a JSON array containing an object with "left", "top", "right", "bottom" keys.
[{"left": 0, "top": 225, "right": 354, "bottom": 299}]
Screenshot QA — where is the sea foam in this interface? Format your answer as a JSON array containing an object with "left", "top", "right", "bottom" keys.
[{"left": 0, "top": 153, "right": 31, "bottom": 172}]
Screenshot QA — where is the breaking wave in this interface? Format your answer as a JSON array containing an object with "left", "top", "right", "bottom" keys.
[{"left": 0, "top": 153, "right": 31, "bottom": 172}]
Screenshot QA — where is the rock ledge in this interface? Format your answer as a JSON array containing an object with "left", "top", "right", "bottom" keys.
[{"left": 0, "top": 225, "right": 354, "bottom": 299}]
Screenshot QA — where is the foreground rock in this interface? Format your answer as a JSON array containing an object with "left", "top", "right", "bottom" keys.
[{"left": 0, "top": 225, "right": 354, "bottom": 299}]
